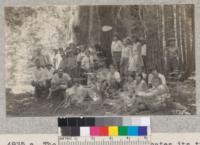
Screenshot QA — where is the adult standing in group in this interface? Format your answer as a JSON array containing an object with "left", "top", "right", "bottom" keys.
[
  {"left": 128, "top": 38, "right": 144, "bottom": 78},
  {"left": 166, "top": 38, "right": 178, "bottom": 74},
  {"left": 111, "top": 33, "right": 123, "bottom": 71},
  {"left": 33, "top": 47, "right": 49, "bottom": 68},
  {"left": 120, "top": 37, "right": 131, "bottom": 83},
  {"left": 53, "top": 49, "right": 62, "bottom": 70},
  {"left": 141, "top": 39, "right": 147, "bottom": 72}
]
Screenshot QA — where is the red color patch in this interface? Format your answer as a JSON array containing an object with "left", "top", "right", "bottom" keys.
[{"left": 99, "top": 126, "right": 108, "bottom": 136}]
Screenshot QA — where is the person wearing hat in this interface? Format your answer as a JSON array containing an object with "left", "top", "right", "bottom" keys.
[
  {"left": 120, "top": 37, "right": 131, "bottom": 83},
  {"left": 166, "top": 38, "right": 178, "bottom": 73},
  {"left": 111, "top": 33, "right": 123, "bottom": 71}
]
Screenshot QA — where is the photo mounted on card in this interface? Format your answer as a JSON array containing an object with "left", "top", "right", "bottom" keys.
[{"left": 5, "top": 5, "right": 195, "bottom": 116}]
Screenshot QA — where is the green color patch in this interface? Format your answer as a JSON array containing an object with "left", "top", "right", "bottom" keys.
[{"left": 118, "top": 126, "right": 128, "bottom": 136}]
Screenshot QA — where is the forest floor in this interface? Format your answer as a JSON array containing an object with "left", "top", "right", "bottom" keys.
[{"left": 6, "top": 77, "right": 196, "bottom": 117}]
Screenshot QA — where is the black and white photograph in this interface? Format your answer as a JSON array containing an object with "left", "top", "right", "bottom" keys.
[{"left": 5, "top": 5, "right": 195, "bottom": 116}]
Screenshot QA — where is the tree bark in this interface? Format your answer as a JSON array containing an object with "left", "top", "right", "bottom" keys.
[
  {"left": 178, "top": 6, "right": 184, "bottom": 70},
  {"left": 161, "top": 5, "right": 167, "bottom": 73}
]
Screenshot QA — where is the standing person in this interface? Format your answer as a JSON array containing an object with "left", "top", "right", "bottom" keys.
[
  {"left": 166, "top": 38, "right": 178, "bottom": 74},
  {"left": 67, "top": 50, "right": 77, "bottom": 77},
  {"left": 88, "top": 51, "right": 94, "bottom": 72},
  {"left": 69, "top": 42, "right": 76, "bottom": 50},
  {"left": 58, "top": 53, "right": 67, "bottom": 72},
  {"left": 44, "top": 63, "right": 54, "bottom": 94},
  {"left": 76, "top": 45, "right": 86, "bottom": 77},
  {"left": 31, "top": 59, "right": 46, "bottom": 101},
  {"left": 81, "top": 50, "right": 91, "bottom": 73},
  {"left": 128, "top": 38, "right": 144, "bottom": 78},
  {"left": 141, "top": 39, "right": 147, "bottom": 72},
  {"left": 48, "top": 68, "right": 71, "bottom": 100},
  {"left": 111, "top": 33, "right": 123, "bottom": 71},
  {"left": 33, "top": 48, "right": 48, "bottom": 68},
  {"left": 53, "top": 49, "right": 62, "bottom": 70},
  {"left": 120, "top": 37, "right": 131, "bottom": 83}
]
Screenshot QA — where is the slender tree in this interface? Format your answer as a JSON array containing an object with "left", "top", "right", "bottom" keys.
[
  {"left": 161, "top": 5, "right": 167, "bottom": 73},
  {"left": 178, "top": 6, "right": 184, "bottom": 70}
]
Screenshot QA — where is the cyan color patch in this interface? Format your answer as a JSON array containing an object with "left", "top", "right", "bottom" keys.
[{"left": 128, "top": 126, "right": 138, "bottom": 136}]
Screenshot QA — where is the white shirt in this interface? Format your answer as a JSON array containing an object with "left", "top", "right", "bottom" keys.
[
  {"left": 32, "top": 67, "right": 46, "bottom": 82},
  {"left": 44, "top": 68, "right": 54, "bottom": 80},
  {"left": 111, "top": 40, "right": 123, "bottom": 52},
  {"left": 121, "top": 45, "right": 131, "bottom": 58},
  {"left": 148, "top": 73, "right": 166, "bottom": 85},
  {"left": 53, "top": 53, "right": 62, "bottom": 69},
  {"left": 77, "top": 52, "right": 86, "bottom": 62},
  {"left": 141, "top": 44, "right": 147, "bottom": 56},
  {"left": 51, "top": 73, "right": 71, "bottom": 87},
  {"left": 107, "top": 71, "right": 121, "bottom": 82}
]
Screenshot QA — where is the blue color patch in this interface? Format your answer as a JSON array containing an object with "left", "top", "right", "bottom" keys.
[
  {"left": 128, "top": 126, "right": 138, "bottom": 136},
  {"left": 138, "top": 126, "right": 147, "bottom": 136}
]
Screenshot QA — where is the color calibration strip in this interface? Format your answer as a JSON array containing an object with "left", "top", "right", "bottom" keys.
[{"left": 58, "top": 117, "right": 150, "bottom": 137}]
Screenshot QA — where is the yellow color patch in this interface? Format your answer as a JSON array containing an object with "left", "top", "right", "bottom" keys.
[{"left": 108, "top": 126, "right": 118, "bottom": 136}]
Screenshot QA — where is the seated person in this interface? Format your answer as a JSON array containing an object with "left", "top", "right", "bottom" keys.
[
  {"left": 136, "top": 77, "right": 170, "bottom": 111},
  {"left": 123, "top": 73, "right": 147, "bottom": 107},
  {"left": 134, "top": 73, "right": 148, "bottom": 93},
  {"left": 123, "top": 74, "right": 135, "bottom": 92},
  {"left": 81, "top": 50, "right": 90, "bottom": 72},
  {"left": 48, "top": 68, "right": 72, "bottom": 100},
  {"left": 148, "top": 67, "right": 166, "bottom": 88},
  {"left": 31, "top": 59, "right": 46, "bottom": 100},
  {"left": 99, "top": 80, "right": 111, "bottom": 99},
  {"left": 106, "top": 65, "right": 121, "bottom": 90}
]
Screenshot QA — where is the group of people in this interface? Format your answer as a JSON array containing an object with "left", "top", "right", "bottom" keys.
[
  {"left": 101, "top": 33, "right": 170, "bottom": 111},
  {"left": 111, "top": 34, "right": 147, "bottom": 81},
  {"left": 31, "top": 32, "right": 170, "bottom": 111},
  {"left": 31, "top": 43, "right": 99, "bottom": 101}
]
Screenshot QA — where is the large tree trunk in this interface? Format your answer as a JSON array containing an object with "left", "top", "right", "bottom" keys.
[
  {"left": 88, "top": 6, "right": 94, "bottom": 44},
  {"left": 157, "top": 6, "right": 164, "bottom": 73}
]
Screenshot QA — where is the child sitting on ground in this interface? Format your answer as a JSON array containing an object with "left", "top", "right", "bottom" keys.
[{"left": 106, "top": 65, "right": 121, "bottom": 91}]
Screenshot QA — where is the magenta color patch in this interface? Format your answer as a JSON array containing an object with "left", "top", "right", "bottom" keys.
[{"left": 90, "top": 127, "right": 99, "bottom": 136}]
